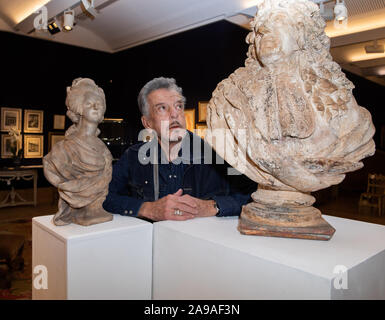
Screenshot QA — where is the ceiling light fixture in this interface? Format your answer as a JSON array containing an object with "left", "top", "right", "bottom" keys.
[
  {"left": 365, "top": 40, "right": 384, "bottom": 54},
  {"left": 47, "top": 20, "right": 60, "bottom": 35},
  {"left": 319, "top": 1, "right": 334, "bottom": 21},
  {"left": 81, "top": 0, "right": 98, "bottom": 19},
  {"left": 63, "top": 9, "right": 75, "bottom": 31},
  {"left": 334, "top": 0, "right": 348, "bottom": 22},
  {"left": 376, "top": 67, "right": 385, "bottom": 76}
]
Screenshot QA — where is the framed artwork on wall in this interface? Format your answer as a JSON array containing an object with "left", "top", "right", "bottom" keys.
[
  {"left": 198, "top": 101, "right": 208, "bottom": 122},
  {"left": 53, "top": 115, "right": 66, "bottom": 130},
  {"left": 195, "top": 123, "right": 207, "bottom": 139},
  {"left": 48, "top": 132, "right": 65, "bottom": 151},
  {"left": 1, "top": 134, "right": 22, "bottom": 158},
  {"left": 24, "top": 135, "right": 44, "bottom": 158},
  {"left": 24, "top": 109, "right": 44, "bottom": 133},
  {"left": 1, "top": 107, "right": 22, "bottom": 132},
  {"left": 184, "top": 109, "right": 195, "bottom": 132}
]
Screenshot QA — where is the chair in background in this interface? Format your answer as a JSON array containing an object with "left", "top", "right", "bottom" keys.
[{"left": 358, "top": 173, "right": 385, "bottom": 216}]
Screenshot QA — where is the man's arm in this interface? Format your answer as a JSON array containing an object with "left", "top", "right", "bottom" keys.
[
  {"left": 103, "top": 150, "right": 145, "bottom": 217},
  {"left": 188, "top": 166, "right": 257, "bottom": 218},
  {"left": 213, "top": 169, "right": 257, "bottom": 217}
]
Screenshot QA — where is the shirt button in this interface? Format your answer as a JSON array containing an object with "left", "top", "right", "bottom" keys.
[
  {"left": 129, "top": 210, "right": 133, "bottom": 215},
  {"left": 124, "top": 210, "right": 128, "bottom": 214},
  {"left": 173, "top": 175, "right": 177, "bottom": 178},
  {"left": 169, "top": 175, "right": 172, "bottom": 179},
  {"left": 145, "top": 180, "right": 148, "bottom": 184}
]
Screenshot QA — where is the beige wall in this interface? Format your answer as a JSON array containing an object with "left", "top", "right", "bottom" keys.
[{"left": 0, "top": 16, "right": 12, "bottom": 31}]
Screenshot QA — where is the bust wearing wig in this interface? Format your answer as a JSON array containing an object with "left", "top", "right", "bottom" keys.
[{"left": 43, "top": 78, "right": 113, "bottom": 226}]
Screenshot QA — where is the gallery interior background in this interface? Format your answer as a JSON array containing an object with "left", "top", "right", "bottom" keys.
[{"left": 0, "top": 19, "right": 384, "bottom": 190}]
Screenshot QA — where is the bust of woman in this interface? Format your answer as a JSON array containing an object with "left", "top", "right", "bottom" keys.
[{"left": 44, "top": 78, "right": 113, "bottom": 226}]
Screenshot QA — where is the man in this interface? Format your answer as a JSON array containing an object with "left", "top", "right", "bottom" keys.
[{"left": 103, "top": 77, "right": 256, "bottom": 221}]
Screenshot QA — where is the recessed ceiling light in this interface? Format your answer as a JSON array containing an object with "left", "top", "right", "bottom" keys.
[
  {"left": 365, "top": 40, "right": 384, "bottom": 54},
  {"left": 47, "top": 20, "right": 60, "bottom": 35}
]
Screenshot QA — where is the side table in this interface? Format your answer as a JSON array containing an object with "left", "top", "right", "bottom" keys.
[{"left": 0, "top": 168, "right": 38, "bottom": 208}]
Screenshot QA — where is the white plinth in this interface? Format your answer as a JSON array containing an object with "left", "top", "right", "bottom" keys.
[
  {"left": 32, "top": 214, "right": 152, "bottom": 300},
  {"left": 153, "top": 215, "right": 385, "bottom": 300}
]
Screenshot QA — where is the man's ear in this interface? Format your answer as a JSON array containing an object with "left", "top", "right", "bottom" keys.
[{"left": 141, "top": 115, "right": 151, "bottom": 129}]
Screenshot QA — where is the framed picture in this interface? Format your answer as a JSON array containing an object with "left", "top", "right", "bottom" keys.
[
  {"left": 198, "top": 101, "right": 209, "bottom": 122},
  {"left": 24, "top": 109, "right": 44, "bottom": 133},
  {"left": 195, "top": 123, "right": 207, "bottom": 139},
  {"left": 1, "top": 134, "right": 22, "bottom": 158},
  {"left": 1, "top": 107, "right": 22, "bottom": 131},
  {"left": 48, "top": 132, "right": 65, "bottom": 151},
  {"left": 24, "top": 135, "right": 44, "bottom": 158},
  {"left": 184, "top": 109, "right": 195, "bottom": 132},
  {"left": 53, "top": 115, "right": 66, "bottom": 130}
]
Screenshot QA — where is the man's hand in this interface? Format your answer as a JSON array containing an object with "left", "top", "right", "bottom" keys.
[
  {"left": 181, "top": 195, "right": 218, "bottom": 217},
  {"left": 138, "top": 189, "right": 218, "bottom": 221},
  {"left": 138, "top": 189, "right": 198, "bottom": 221}
]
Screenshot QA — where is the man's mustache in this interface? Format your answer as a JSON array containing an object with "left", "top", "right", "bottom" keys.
[{"left": 169, "top": 121, "right": 182, "bottom": 128}]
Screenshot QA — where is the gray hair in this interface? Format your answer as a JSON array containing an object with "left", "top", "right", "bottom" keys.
[{"left": 138, "top": 77, "right": 186, "bottom": 116}]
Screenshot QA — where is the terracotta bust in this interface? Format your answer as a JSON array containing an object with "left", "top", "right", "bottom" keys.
[
  {"left": 206, "top": 0, "right": 375, "bottom": 240},
  {"left": 44, "top": 78, "right": 113, "bottom": 226}
]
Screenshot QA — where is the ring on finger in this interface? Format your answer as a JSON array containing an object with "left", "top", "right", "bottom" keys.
[{"left": 174, "top": 209, "right": 183, "bottom": 216}]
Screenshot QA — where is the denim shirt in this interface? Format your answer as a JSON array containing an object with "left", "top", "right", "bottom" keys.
[{"left": 102, "top": 131, "right": 257, "bottom": 217}]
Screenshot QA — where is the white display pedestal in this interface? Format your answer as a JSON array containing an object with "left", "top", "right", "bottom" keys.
[
  {"left": 153, "top": 215, "right": 385, "bottom": 300},
  {"left": 32, "top": 214, "right": 152, "bottom": 300}
]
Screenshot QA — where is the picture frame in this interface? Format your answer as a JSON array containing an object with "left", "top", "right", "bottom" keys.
[
  {"left": 184, "top": 109, "right": 196, "bottom": 132},
  {"left": 195, "top": 123, "right": 207, "bottom": 139},
  {"left": 198, "top": 101, "right": 209, "bottom": 122},
  {"left": 1, "top": 134, "right": 22, "bottom": 158},
  {"left": 24, "top": 135, "right": 44, "bottom": 158},
  {"left": 48, "top": 132, "right": 65, "bottom": 151},
  {"left": 53, "top": 114, "right": 66, "bottom": 130},
  {"left": 1, "top": 107, "right": 22, "bottom": 132},
  {"left": 24, "top": 109, "right": 44, "bottom": 133}
]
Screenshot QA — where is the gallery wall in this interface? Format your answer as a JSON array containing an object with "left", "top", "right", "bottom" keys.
[
  {"left": 111, "top": 20, "right": 250, "bottom": 139},
  {"left": 0, "top": 31, "right": 113, "bottom": 167},
  {"left": 0, "top": 20, "right": 384, "bottom": 191}
]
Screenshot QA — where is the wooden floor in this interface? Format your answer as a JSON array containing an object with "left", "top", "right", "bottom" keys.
[
  {"left": 315, "top": 190, "right": 385, "bottom": 226},
  {"left": 0, "top": 186, "right": 384, "bottom": 226},
  {"left": 0, "top": 187, "right": 58, "bottom": 223}
]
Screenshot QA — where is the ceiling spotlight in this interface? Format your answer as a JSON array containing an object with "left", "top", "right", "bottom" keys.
[
  {"left": 319, "top": 1, "right": 334, "bottom": 21},
  {"left": 47, "top": 20, "right": 61, "bottom": 35},
  {"left": 63, "top": 9, "right": 75, "bottom": 31},
  {"left": 334, "top": 0, "right": 348, "bottom": 22},
  {"left": 81, "top": 0, "right": 98, "bottom": 19}
]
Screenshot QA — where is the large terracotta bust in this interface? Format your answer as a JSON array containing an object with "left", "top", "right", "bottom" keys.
[
  {"left": 44, "top": 78, "right": 113, "bottom": 226},
  {"left": 206, "top": 0, "right": 375, "bottom": 240}
]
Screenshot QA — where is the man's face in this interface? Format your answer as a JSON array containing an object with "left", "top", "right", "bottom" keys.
[{"left": 142, "top": 88, "right": 187, "bottom": 142}]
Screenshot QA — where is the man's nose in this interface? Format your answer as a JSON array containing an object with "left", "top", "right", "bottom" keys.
[{"left": 169, "top": 106, "right": 179, "bottom": 118}]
